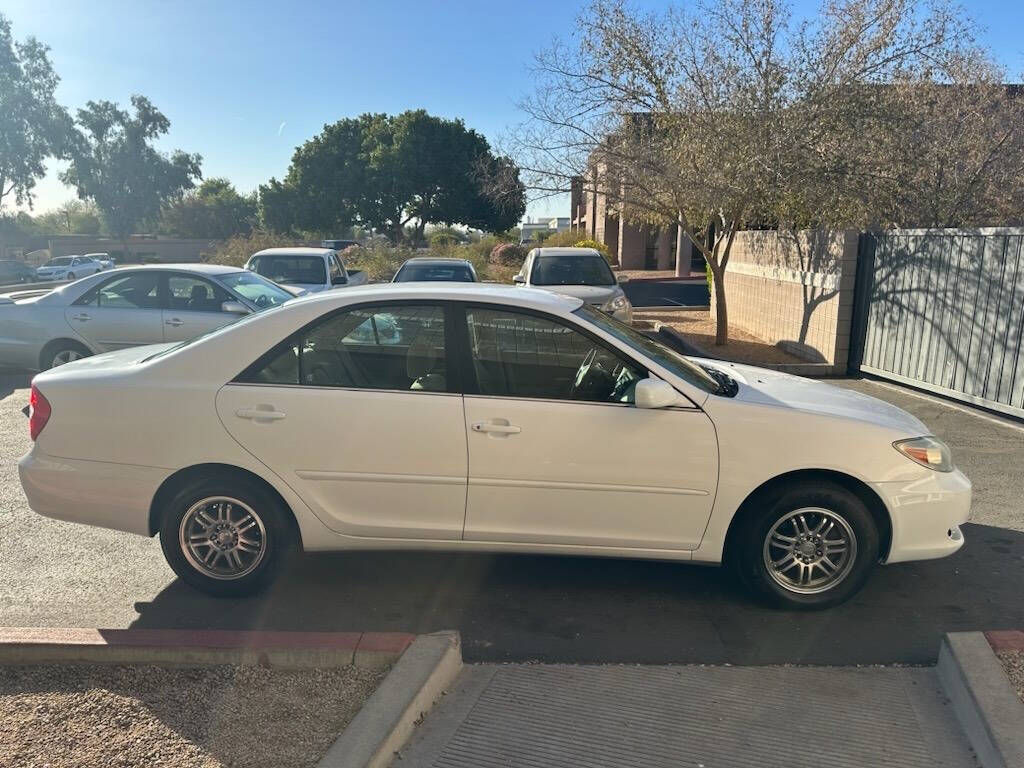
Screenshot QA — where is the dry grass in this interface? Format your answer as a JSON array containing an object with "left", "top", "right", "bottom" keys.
[
  {"left": 998, "top": 650, "right": 1024, "bottom": 705},
  {"left": 0, "top": 663, "right": 387, "bottom": 768},
  {"left": 634, "top": 309, "right": 808, "bottom": 366}
]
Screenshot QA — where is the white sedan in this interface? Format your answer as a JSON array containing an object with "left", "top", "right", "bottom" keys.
[
  {"left": 35, "top": 255, "right": 105, "bottom": 281},
  {"left": 19, "top": 284, "right": 971, "bottom": 608}
]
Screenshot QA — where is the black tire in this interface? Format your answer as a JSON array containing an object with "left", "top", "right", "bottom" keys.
[
  {"left": 66, "top": 272, "right": 75, "bottom": 280},
  {"left": 158, "top": 475, "right": 294, "bottom": 597},
  {"left": 729, "top": 481, "right": 879, "bottom": 609},
  {"left": 41, "top": 340, "right": 92, "bottom": 370}
]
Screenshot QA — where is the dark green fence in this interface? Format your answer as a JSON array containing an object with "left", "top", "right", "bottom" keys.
[{"left": 851, "top": 229, "right": 1024, "bottom": 419}]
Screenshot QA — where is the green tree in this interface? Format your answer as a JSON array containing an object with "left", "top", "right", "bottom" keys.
[
  {"left": 31, "top": 200, "right": 103, "bottom": 234},
  {"left": 61, "top": 95, "right": 201, "bottom": 259},
  {"left": 161, "top": 177, "right": 256, "bottom": 239},
  {"left": 261, "top": 110, "right": 525, "bottom": 241},
  {"left": 0, "top": 13, "right": 71, "bottom": 210}
]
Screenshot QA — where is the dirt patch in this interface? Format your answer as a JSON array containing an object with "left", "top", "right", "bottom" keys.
[
  {"left": 0, "top": 663, "right": 387, "bottom": 768},
  {"left": 633, "top": 309, "right": 808, "bottom": 366},
  {"left": 997, "top": 650, "right": 1024, "bottom": 705}
]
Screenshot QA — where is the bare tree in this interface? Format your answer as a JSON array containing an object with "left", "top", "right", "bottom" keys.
[{"left": 516, "top": 0, "right": 1009, "bottom": 344}]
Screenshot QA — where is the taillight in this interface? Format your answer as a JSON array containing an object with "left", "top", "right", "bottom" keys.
[{"left": 29, "top": 385, "right": 51, "bottom": 441}]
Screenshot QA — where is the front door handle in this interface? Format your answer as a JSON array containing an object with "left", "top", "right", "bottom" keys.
[
  {"left": 165, "top": 317, "right": 184, "bottom": 327},
  {"left": 235, "top": 407, "right": 287, "bottom": 422},
  {"left": 72, "top": 313, "right": 91, "bottom": 322},
  {"left": 471, "top": 421, "right": 521, "bottom": 435}
]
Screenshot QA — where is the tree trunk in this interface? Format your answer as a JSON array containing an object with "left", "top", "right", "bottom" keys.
[
  {"left": 121, "top": 237, "right": 132, "bottom": 264},
  {"left": 712, "top": 264, "right": 728, "bottom": 345},
  {"left": 674, "top": 212, "right": 687, "bottom": 278}
]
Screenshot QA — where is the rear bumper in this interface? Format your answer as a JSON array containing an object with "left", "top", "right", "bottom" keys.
[
  {"left": 18, "top": 449, "right": 168, "bottom": 537},
  {"left": 872, "top": 469, "right": 972, "bottom": 564}
]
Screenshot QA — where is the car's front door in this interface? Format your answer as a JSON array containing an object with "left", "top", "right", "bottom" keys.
[
  {"left": 460, "top": 305, "right": 718, "bottom": 550},
  {"left": 215, "top": 302, "right": 468, "bottom": 539},
  {"left": 65, "top": 271, "right": 165, "bottom": 351},
  {"left": 161, "top": 272, "right": 239, "bottom": 342}
]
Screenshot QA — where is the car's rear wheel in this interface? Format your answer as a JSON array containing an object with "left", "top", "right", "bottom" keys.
[
  {"left": 730, "top": 481, "right": 879, "bottom": 609},
  {"left": 66, "top": 272, "right": 75, "bottom": 280},
  {"left": 42, "top": 340, "right": 91, "bottom": 369},
  {"left": 159, "top": 476, "right": 293, "bottom": 597}
]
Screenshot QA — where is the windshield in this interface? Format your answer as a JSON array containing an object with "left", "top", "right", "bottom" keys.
[
  {"left": 248, "top": 254, "right": 326, "bottom": 285},
  {"left": 574, "top": 305, "right": 722, "bottom": 394},
  {"left": 216, "top": 270, "right": 293, "bottom": 308},
  {"left": 44, "top": 257, "right": 73, "bottom": 266},
  {"left": 531, "top": 254, "right": 615, "bottom": 286},
  {"left": 394, "top": 263, "right": 475, "bottom": 282}
]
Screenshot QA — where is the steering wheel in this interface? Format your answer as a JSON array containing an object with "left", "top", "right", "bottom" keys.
[
  {"left": 253, "top": 294, "right": 271, "bottom": 308},
  {"left": 571, "top": 348, "right": 600, "bottom": 398}
]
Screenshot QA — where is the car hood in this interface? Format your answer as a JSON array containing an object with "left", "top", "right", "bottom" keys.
[
  {"left": 542, "top": 284, "right": 622, "bottom": 305},
  {"left": 693, "top": 358, "right": 930, "bottom": 436}
]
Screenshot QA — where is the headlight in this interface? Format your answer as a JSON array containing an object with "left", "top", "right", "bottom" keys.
[
  {"left": 894, "top": 436, "right": 954, "bottom": 472},
  {"left": 602, "top": 295, "right": 629, "bottom": 312}
]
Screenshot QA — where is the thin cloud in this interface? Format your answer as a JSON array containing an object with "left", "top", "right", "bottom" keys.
[{"left": 277, "top": 121, "right": 287, "bottom": 136}]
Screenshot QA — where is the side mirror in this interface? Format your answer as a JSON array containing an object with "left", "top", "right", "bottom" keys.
[
  {"left": 616, "top": 274, "right": 630, "bottom": 284},
  {"left": 221, "top": 300, "right": 250, "bottom": 315},
  {"left": 331, "top": 275, "right": 348, "bottom": 285},
  {"left": 513, "top": 275, "right": 526, "bottom": 285},
  {"left": 634, "top": 377, "right": 682, "bottom": 409}
]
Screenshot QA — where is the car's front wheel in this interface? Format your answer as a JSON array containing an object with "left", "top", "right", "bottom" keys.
[
  {"left": 730, "top": 481, "right": 879, "bottom": 609},
  {"left": 159, "top": 476, "right": 293, "bottom": 597}
]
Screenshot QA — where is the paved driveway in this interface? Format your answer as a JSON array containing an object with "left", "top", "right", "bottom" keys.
[{"left": 1, "top": 372, "right": 1022, "bottom": 664}]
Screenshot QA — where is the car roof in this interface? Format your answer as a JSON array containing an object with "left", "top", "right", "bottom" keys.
[
  {"left": 533, "top": 247, "right": 602, "bottom": 257},
  {"left": 250, "top": 247, "right": 334, "bottom": 257},
  {"left": 94, "top": 263, "right": 244, "bottom": 275},
  {"left": 399, "top": 258, "right": 474, "bottom": 267},
  {"left": 290, "top": 281, "right": 584, "bottom": 311}
]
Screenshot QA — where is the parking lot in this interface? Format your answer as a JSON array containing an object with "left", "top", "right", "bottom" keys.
[{"left": 1, "top": 370, "right": 1022, "bottom": 664}]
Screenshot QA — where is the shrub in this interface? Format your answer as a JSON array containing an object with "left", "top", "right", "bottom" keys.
[
  {"left": 573, "top": 238, "right": 614, "bottom": 264},
  {"left": 540, "top": 230, "right": 579, "bottom": 247},
  {"left": 489, "top": 242, "right": 527, "bottom": 267},
  {"left": 705, "top": 259, "right": 713, "bottom": 293},
  {"left": 205, "top": 230, "right": 307, "bottom": 267},
  {"left": 429, "top": 232, "right": 458, "bottom": 248},
  {"left": 342, "top": 242, "right": 416, "bottom": 282}
]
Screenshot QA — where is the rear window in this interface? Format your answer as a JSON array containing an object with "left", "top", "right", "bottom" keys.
[
  {"left": 394, "top": 263, "right": 475, "bottom": 282},
  {"left": 248, "top": 254, "right": 326, "bottom": 285}
]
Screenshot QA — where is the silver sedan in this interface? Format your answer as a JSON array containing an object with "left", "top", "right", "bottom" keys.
[{"left": 0, "top": 264, "right": 294, "bottom": 370}]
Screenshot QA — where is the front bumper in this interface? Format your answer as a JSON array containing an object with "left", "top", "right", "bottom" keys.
[
  {"left": 872, "top": 468, "right": 972, "bottom": 564},
  {"left": 19, "top": 448, "right": 169, "bottom": 537}
]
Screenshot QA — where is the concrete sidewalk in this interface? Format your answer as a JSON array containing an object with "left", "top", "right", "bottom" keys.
[{"left": 400, "top": 664, "right": 978, "bottom": 768}]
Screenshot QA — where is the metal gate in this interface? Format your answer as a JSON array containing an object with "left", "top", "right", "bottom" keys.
[{"left": 851, "top": 228, "right": 1024, "bottom": 419}]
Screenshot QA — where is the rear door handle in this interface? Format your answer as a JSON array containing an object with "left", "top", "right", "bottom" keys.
[
  {"left": 471, "top": 421, "right": 521, "bottom": 435},
  {"left": 73, "top": 313, "right": 91, "bottom": 322},
  {"left": 235, "top": 407, "right": 287, "bottom": 422},
  {"left": 165, "top": 317, "right": 184, "bottom": 327}
]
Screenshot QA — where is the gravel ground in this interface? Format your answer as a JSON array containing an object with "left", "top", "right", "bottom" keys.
[
  {"left": 997, "top": 650, "right": 1024, "bottom": 704},
  {"left": 0, "top": 663, "right": 387, "bottom": 768},
  {"left": 633, "top": 308, "right": 807, "bottom": 365}
]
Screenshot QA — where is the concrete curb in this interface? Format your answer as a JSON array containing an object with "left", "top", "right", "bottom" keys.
[
  {"left": 0, "top": 627, "right": 414, "bottom": 669},
  {"left": 937, "top": 632, "right": 1024, "bottom": 768},
  {"left": 318, "top": 630, "right": 462, "bottom": 768}
]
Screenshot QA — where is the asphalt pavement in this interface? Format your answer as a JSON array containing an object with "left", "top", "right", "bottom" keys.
[{"left": 1, "top": 371, "right": 1022, "bottom": 665}]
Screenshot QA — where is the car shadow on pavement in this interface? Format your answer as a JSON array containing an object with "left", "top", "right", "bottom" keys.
[
  {"left": 0, "top": 372, "right": 32, "bottom": 402},
  {"left": 128, "top": 522, "right": 1024, "bottom": 665}
]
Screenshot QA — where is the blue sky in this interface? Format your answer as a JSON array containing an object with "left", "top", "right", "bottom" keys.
[{"left": 5, "top": 0, "right": 1023, "bottom": 224}]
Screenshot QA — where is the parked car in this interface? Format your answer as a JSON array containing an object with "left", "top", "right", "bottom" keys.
[
  {"left": 392, "top": 257, "right": 478, "bottom": 283},
  {"left": 0, "top": 264, "right": 293, "bottom": 370},
  {"left": 0, "top": 260, "right": 36, "bottom": 286},
  {"left": 514, "top": 247, "right": 632, "bottom": 323},
  {"left": 245, "top": 247, "right": 367, "bottom": 293},
  {"left": 321, "top": 239, "right": 361, "bottom": 252},
  {"left": 35, "top": 255, "right": 106, "bottom": 282},
  {"left": 83, "top": 252, "right": 115, "bottom": 271},
  {"left": 19, "top": 283, "right": 970, "bottom": 608}
]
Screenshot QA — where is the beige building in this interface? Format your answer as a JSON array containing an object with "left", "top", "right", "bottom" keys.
[{"left": 569, "top": 173, "right": 700, "bottom": 272}]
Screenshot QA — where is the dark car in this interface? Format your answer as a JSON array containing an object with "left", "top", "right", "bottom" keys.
[
  {"left": 392, "top": 258, "right": 478, "bottom": 283},
  {"left": 321, "top": 239, "right": 361, "bottom": 252},
  {"left": 0, "top": 260, "right": 36, "bottom": 286}
]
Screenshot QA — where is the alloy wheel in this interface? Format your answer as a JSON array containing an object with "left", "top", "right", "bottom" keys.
[
  {"left": 178, "top": 496, "right": 267, "bottom": 580},
  {"left": 51, "top": 349, "right": 85, "bottom": 367},
  {"left": 762, "top": 507, "right": 857, "bottom": 595}
]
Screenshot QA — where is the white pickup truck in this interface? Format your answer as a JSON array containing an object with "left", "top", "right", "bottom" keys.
[{"left": 245, "top": 247, "right": 368, "bottom": 293}]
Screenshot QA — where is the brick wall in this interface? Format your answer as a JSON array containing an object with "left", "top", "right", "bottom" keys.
[{"left": 710, "top": 230, "right": 859, "bottom": 372}]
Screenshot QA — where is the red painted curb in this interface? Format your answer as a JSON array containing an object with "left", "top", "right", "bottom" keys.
[
  {"left": 0, "top": 627, "right": 414, "bottom": 652},
  {"left": 985, "top": 630, "right": 1024, "bottom": 651}
]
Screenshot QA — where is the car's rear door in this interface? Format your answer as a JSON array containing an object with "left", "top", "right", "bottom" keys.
[
  {"left": 64, "top": 271, "right": 165, "bottom": 351},
  {"left": 215, "top": 301, "right": 468, "bottom": 540}
]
